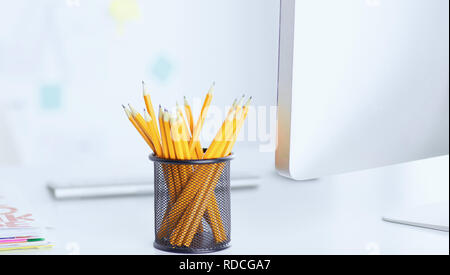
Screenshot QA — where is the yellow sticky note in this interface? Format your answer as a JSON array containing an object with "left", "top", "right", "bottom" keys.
[{"left": 109, "top": 0, "right": 141, "bottom": 34}]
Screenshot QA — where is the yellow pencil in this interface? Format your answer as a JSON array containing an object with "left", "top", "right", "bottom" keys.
[
  {"left": 164, "top": 110, "right": 181, "bottom": 194},
  {"left": 163, "top": 110, "right": 177, "bottom": 160},
  {"left": 227, "top": 95, "right": 245, "bottom": 145},
  {"left": 170, "top": 114, "right": 187, "bottom": 197},
  {"left": 128, "top": 105, "right": 157, "bottom": 152},
  {"left": 222, "top": 97, "right": 252, "bottom": 156},
  {"left": 177, "top": 102, "right": 192, "bottom": 142},
  {"left": 170, "top": 115, "right": 185, "bottom": 160},
  {"left": 184, "top": 96, "right": 194, "bottom": 134},
  {"left": 203, "top": 97, "right": 239, "bottom": 159},
  {"left": 178, "top": 115, "right": 192, "bottom": 160},
  {"left": 143, "top": 81, "right": 162, "bottom": 148},
  {"left": 157, "top": 106, "right": 178, "bottom": 206},
  {"left": 158, "top": 106, "right": 169, "bottom": 159},
  {"left": 129, "top": 104, "right": 163, "bottom": 157},
  {"left": 122, "top": 105, "right": 155, "bottom": 152},
  {"left": 184, "top": 96, "right": 204, "bottom": 158},
  {"left": 175, "top": 107, "right": 192, "bottom": 162},
  {"left": 203, "top": 109, "right": 236, "bottom": 160},
  {"left": 143, "top": 110, "right": 164, "bottom": 157},
  {"left": 189, "top": 83, "right": 214, "bottom": 156}
]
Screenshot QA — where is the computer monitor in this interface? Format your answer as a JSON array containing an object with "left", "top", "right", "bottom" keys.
[{"left": 276, "top": 0, "right": 449, "bottom": 181}]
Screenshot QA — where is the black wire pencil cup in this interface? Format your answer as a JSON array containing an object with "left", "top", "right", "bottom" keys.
[{"left": 123, "top": 82, "right": 251, "bottom": 253}]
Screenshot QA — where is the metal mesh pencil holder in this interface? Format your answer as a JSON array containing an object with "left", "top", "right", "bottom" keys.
[{"left": 150, "top": 154, "right": 234, "bottom": 254}]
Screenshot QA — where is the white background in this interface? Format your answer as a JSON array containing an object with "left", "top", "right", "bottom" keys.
[{"left": 0, "top": 0, "right": 279, "bottom": 168}]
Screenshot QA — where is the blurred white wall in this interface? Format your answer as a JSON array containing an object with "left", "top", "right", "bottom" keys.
[{"left": 0, "top": 0, "right": 280, "bottom": 168}]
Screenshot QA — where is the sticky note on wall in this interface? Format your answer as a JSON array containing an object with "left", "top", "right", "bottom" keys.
[
  {"left": 40, "top": 84, "right": 62, "bottom": 110},
  {"left": 109, "top": 0, "right": 141, "bottom": 34},
  {"left": 151, "top": 56, "right": 174, "bottom": 84}
]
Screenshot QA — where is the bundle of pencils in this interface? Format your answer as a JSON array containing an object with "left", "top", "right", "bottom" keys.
[{"left": 123, "top": 82, "right": 252, "bottom": 247}]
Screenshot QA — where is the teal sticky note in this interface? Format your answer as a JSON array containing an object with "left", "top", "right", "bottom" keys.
[
  {"left": 151, "top": 56, "right": 174, "bottom": 83},
  {"left": 40, "top": 84, "right": 62, "bottom": 110}
]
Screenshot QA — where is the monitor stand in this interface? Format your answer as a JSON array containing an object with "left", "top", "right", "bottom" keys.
[{"left": 383, "top": 201, "right": 449, "bottom": 232}]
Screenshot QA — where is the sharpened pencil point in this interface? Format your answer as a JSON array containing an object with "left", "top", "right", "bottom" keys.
[
  {"left": 237, "top": 95, "right": 245, "bottom": 107},
  {"left": 208, "top": 82, "right": 215, "bottom": 94},
  {"left": 122, "top": 105, "right": 131, "bottom": 117},
  {"left": 128, "top": 104, "right": 138, "bottom": 116},
  {"left": 232, "top": 98, "right": 238, "bottom": 108},
  {"left": 142, "top": 81, "right": 149, "bottom": 96},
  {"left": 123, "top": 104, "right": 134, "bottom": 117},
  {"left": 144, "top": 111, "right": 151, "bottom": 122},
  {"left": 245, "top": 97, "right": 253, "bottom": 106},
  {"left": 163, "top": 111, "right": 170, "bottom": 122}
]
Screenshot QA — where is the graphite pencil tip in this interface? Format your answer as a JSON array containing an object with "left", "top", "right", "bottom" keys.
[
  {"left": 142, "top": 81, "right": 149, "bottom": 96},
  {"left": 232, "top": 98, "right": 238, "bottom": 108},
  {"left": 237, "top": 95, "right": 245, "bottom": 107},
  {"left": 208, "top": 82, "right": 216, "bottom": 94},
  {"left": 245, "top": 97, "right": 253, "bottom": 106},
  {"left": 128, "top": 104, "right": 137, "bottom": 115},
  {"left": 163, "top": 111, "right": 170, "bottom": 122}
]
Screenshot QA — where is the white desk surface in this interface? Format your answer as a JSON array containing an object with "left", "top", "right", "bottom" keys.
[{"left": 1, "top": 148, "right": 448, "bottom": 255}]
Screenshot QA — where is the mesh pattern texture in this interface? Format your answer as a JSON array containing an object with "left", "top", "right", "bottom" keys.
[{"left": 152, "top": 157, "right": 231, "bottom": 253}]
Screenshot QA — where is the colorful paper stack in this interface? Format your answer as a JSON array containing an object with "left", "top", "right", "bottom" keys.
[{"left": 0, "top": 199, "right": 53, "bottom": 252}]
